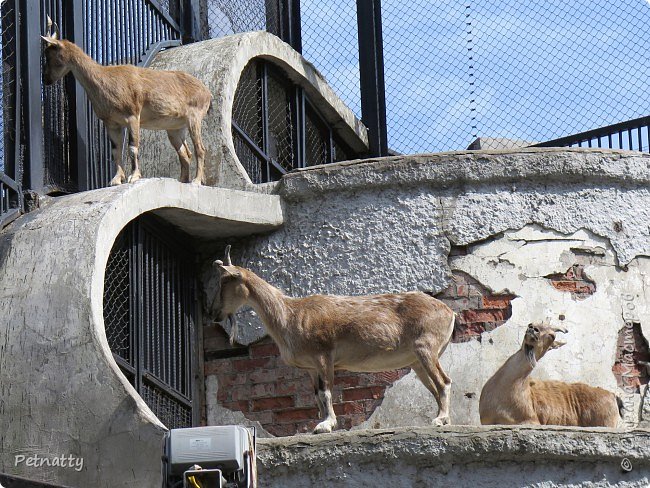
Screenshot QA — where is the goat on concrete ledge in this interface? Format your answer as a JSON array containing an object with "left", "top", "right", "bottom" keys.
[
  {"left": 41, "top": 18, "right": 212, "bottom": 186},
  {"left": 479, "top": 322, "right": 622, "bottom": 427},
  {"left": 211, "top": 246, "right": 456, "bottom": 434}
]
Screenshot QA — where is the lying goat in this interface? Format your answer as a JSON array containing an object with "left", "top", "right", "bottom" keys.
[
  {"left": 479, "top": 322, "right": 622, "bottom": 427},
  {"left": 41, "top": 18, "right": 212, "bottom": 185},
  {"left": 212, "top": 246, "right": 456, "bottom": 433}
]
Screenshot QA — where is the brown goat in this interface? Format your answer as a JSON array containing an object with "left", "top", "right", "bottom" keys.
[
  {"left": 41, "top": 19, "right": 212, "bottom": 185},
  {"left": 479, "top": 322, "right": 622, "bottom": 427},
  {"left": 211, "top": 247, "right": 456, "bottom": 434}
]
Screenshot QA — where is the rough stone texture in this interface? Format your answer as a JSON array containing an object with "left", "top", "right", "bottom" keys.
[
  {"left": 256, "top": 425, "right": 650, "bottom": 487},
  {"left": 138, "top": 32, "right": 368, "bottom": 190},
  {"left": 204, "top": 335, "right": 409, "bottom": 436},
  {"left": 203, "top": 148, "right": 650, "bottom": 433},
  {"left": 0, "top": 179, "right": 283, "bottom": 487}
]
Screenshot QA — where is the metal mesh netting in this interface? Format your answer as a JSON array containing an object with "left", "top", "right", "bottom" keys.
[
  {"left": 203, "top": 0, "right": 280, "bottom": 40},
  {"left": 141, "top": 382, "right": 192, "bottom": 429},
  {"left": 103, "top": 231, "right": 132, "bottom": 364},
  {"left": 301, "top": 0, "right": 360, "bottom": 118},
  {"left": 266, "top": 66, "right": 295, "bottom": 172},
  {"left": 305, "top": 105, "right": 328, "bottom": 166},
  {"left": 300, "top": 0, "right": 650, "bottom": 154}
]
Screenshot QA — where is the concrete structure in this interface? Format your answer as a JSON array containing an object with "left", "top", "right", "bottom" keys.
[
  {"left": 0, "top": 179, "right": 282, "bottom": 487},
  {"left": 1, "top": 29, "right": 650, "bottom": 488},
  {"left": 139, "top": 32, "right": 369, "bottom": 190},
  {"left": 204, "top": 148, "right": 650, "bottom": 435},
  {"left": 257, "top": 426, "right": 650, "bottom": 487}
]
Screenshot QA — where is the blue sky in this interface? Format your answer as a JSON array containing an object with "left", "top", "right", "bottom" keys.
[{"left": 301, "top": 0, "right": 650, "bottom": 154}]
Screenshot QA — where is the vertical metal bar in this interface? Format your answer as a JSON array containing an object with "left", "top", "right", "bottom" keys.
[
  {"left": 619, "top": 130, "right": 623, "bottom": 150},
  {"left": 628, "top": 129, "right": 633, "bottom": 151},
  {"left": 20, "top": 0, "right": 44, "bottom": 192},
  {"left": 637, "top": 126, "right": 642, "bottom": 152},
  {"left": 356, "top": 0, "right": 388, "bottom": 157},
  {"left": 66, "top": 0, "right": 89, "bottom": 191},
  {"left": 261, "top": 62, "right": 270, "bottom": 182},
  {"left": 607, "top": 134, "right": 612, "bottom": 149}
]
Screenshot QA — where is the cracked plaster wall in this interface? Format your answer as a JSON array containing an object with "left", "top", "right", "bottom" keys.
[{"left": 205, "top": 148, "right": 650, "bottom": 429}]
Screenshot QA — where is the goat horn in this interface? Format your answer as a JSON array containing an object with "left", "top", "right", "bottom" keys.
[
  {"left": 224, "top": 245, "right": 232, "bottom": 266},
  {"left": 213, "top": 259, "right": 224, "bottom": 267},
  {"left": 46, "top": 16, "right": 60, "bottom": 40},
  {"left": 552, "top": 326, "right": 568, "bottom": 334}
]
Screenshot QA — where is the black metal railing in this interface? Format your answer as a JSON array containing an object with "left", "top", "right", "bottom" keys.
[
  {"left": 104, "top": 215, "right": 197, "bottom": 429},
  {"left": 0, "top": 0, "right": 22, "bottom": 228},
  {"left": 535, "top": 116, "right": 650, "bottom": 153},
  {"left": 231, "top": 59, "right": 355, "bottom": 183}
]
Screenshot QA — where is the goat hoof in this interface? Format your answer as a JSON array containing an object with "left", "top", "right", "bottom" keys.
[
  {"left": 313, "top": 421, "right": 334, "bottom": 434},
  {"left": 433, "top": 416, "right": 450, "bottom": 426},
  {"left": 109, "top": 177, "right": 124, "bottom": 186},
  {"left": 128, "top": 172, "right": 141, "bottom": 183},
  {"left": 191, "top": 177, "right": 203, "bottom": 186}
]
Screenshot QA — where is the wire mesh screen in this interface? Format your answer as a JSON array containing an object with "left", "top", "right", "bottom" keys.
[
  {"left": 266, "top": 65, "right": 295, "bottom": 172},
  {"left": 202, "top": 0, "right": 280, "bottom": 40},
  {"left": 300, "top": 0, "right": 360, "bottom": 118},
  {"left": 42, "top": 0, "right": 75, "bottom": 191},
  {"left": 103, "top": 217, "right": 196, "bottom": 429},
  {"left": 301, "top": 0, "right": 650, "bottom": 154},
  {"left": 104, "top": 231, "right": 133, "bottom": 364},
  {"left": 82, "top": 0, "right": 182, "bottom": 190}
]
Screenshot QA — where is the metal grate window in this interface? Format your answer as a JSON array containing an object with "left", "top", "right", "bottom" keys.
[
  {"left": 232, "top": 59, "right": 360, "bottom": 183},
  {"left": 104, "top": 216, "right": 197, "bottom": 429}
]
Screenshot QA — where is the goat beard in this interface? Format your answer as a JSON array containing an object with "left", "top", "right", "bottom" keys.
[
  {"left": 228, "top": 314, "right": 238, "bottom": 346},
  {"left": 524, "top": 344, "right": 537, "bottom": 369}
]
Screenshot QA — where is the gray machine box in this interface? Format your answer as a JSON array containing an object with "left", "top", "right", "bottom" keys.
[{"left": 168, "top": 426, "right": 252, "bottom": 475}]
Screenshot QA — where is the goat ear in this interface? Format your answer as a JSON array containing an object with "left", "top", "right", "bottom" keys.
[
  {"left": 41, "top": 36, "right": 60, "bottom": 48},
  {"left": 550, "top": 340, "right": 566, "bottom": 350}
]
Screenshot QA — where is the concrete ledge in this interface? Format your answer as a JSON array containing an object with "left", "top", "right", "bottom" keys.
[
  {"left": 257, "top": 426, "right": 650, "bottom": 487},
  {"left": 279, "top": 148, "right": 650, "bottom": 201},
  {"left": 0, "top": 179, "right": 283, "bottom": 487},
  {"left": 140, "top": 32, "right": 368, "bottom": 189}
]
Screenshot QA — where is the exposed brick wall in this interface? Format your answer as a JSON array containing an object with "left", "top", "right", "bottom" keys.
[
  {"left": 545, "top": 264, "right": 596, "bottom": 300},
  {"left": 435, "top": 270, "right": 516, "bottom": 343},
  {"left": 204, "top": 269, "right": 519, "bottom": 436},
  {"left": 205, "top": 331, "right": 409, "bottom": 436},
  {"left": 613, "top": 322, "right": 650, "bottom": 393}
]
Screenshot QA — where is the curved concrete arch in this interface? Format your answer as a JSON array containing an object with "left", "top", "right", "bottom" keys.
[
  {"left": 0, "top": 179, "right": 283, "bottom": 487},
  {"left": 139, "top": 32, "right": 369, "bottom": 189}
]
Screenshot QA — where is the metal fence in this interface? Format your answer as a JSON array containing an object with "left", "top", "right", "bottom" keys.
[
  {"left": 0, "top": 0, "right": 21, "bottom": 228},
  {"left": 299, "top": 0, "right": 650, "bottom": 155},
  {"left": 104, "top": 216, "right": 197, "bottom": 429}
]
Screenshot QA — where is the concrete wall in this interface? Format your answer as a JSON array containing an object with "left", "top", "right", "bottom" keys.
[
  {"left": 138, "top": 32, "right": 368, "bottom": 190},
  {"left": 203, "top": 148, "right": 650, "bottom": 434},
  {"left": 0, "top": 179, "right": 283, "bottom": 487},
  {"left": 257, "top": 425, "right": 650, "bottom": 487}
]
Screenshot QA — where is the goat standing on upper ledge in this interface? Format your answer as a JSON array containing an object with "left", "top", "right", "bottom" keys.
[
  {"left": 211, "top": 246, "right": 456, "bottom": 434},
  {"left": 479, "top": 322, "right": 622, "bottom": 427},
  {"left": 41, "top": 18, "right": 212, "bottom": 186}
]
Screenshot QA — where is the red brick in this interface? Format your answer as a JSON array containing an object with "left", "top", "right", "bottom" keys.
[
  {"left": 204, "top": 360, "right": 232, "bottom": 375},
  {"left": 250, "top": 382, "right": 276, "bottom": 398},
  {"left": 276, "top": 379, "right": 308, "bottom": 396},
  {"left": 233, "top": 357, "right": 270, "bottom": 372},
  {"left": 251, "top": 396, "right": 294, "bottom": 411},
  {"left": 250, "top": 342, "right": 280, "bottom": 358},
  {"left": 274, "top": 407, "right": 319, "bottom": 423},
  {"left": 551, "top": 281, "right": 578, "bottom": 292},
  {"left": 342, "top": 386, "right": 385, "bottom": 402},
  {"left": 296, "top": 391, "right": 317, "bottom": 407},
  {"left": 334, "top": 401, "right": 366, "bottom": 415},
  {"left": 248, "top": 368, "right": 278, "bottom": 384},
  {"left": 222, "top": 400, "right": 250, "bottom": 413},
  {"left": 482, "top": 295, "right": 514, "bottom": 308},
  {"left": 335, "top": 374, "right": 362, "bottom": 388},
  {"left": 462, "top": 309, "right": 507, "bottom": 323},
  {"left": 245, "top": 410, "right": 273, "bottom": 424},
  {"left": 268, "top": 424, "right": 300, "bottom": 437}
]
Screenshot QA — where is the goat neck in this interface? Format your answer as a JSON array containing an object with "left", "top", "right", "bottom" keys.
[
  {"left": 242, "top": 270, "right": 290, "bottom": 337},
  {"left": 62, "top": 41, "right": 103, "bottom": 103}
]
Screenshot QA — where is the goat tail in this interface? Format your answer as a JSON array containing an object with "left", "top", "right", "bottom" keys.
[
  {"left": 616, "top": 395, "right": 625, "bottom": 418},
  {"left": 228, "top": 314, "right": 238, "bottom": 346}
]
